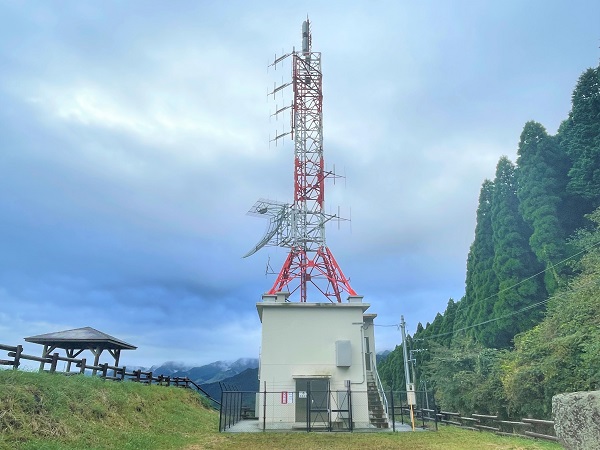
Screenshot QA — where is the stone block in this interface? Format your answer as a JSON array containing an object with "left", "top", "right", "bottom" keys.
[{"left": 553, "top": 390, "right": 600, "bottom": 450}]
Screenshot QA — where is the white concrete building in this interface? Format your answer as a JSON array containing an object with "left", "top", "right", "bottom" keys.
[{"left": 256, "top": 292, "right": 388, "bottom": 430}]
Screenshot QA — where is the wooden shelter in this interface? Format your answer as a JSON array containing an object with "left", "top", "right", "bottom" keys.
[{"left": 25, "top": 327, "right": 136, "bottom": 374}]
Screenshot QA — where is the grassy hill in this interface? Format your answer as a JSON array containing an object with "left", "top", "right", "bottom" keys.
[
  {"left": 0, "top": 370, "right": 561, "bottom": 450},
  {"left": 0, "top": 370, "right": 216, "bottom": 450}
]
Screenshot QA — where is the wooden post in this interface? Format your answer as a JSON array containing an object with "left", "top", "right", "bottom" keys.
[
  {"left": 39, "top": 345, "right": 48, "bottom": 372},
  {"left": 50, "top": 353, "right": 59, "bottom": 373},
  {"left": 101, "top": 363, "right": 108, "bottom": 378},
  {"left": 120, "top": 366, "right": 126, "bottom": 381},
  {"left": 79, "top": 358, "right": 86, "bottom": 374},
  {"left": 66, "top": 349, "right": 73, "bottom": 372},
  {"left": 113, "top": 349, "right": 121, "bottom": 378},
  {"left": 92, "top": 348, "right": 102, "bottom": 376},
  {"left": 13, "top": 345, "right": 22, "bottom": 370}
]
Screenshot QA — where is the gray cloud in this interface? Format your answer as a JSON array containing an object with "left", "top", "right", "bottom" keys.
[{"left": 1, "top": 1, "right": 598, "bottom": 367}]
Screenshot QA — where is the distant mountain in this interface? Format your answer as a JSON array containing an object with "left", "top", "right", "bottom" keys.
[
  {"left": 149, "top": 358, "right": 258, "bottom": 385},
  {"left": 200, "top": 367, "right": 259, "bottom": 403},
  {"left": 376, "top": 350, "right": 391, "bottom": 364},
  {"left": 149, "top": 361, "right": 192, "bottom": 377}
]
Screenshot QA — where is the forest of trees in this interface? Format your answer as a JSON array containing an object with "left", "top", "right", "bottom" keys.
[{"left": 378, "top": 63, "right": 600, "bottom": 419}]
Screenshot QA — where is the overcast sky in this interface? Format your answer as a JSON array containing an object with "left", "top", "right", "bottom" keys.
[{"left": 1, "top": 1, "right": 598, "bottom": 369}]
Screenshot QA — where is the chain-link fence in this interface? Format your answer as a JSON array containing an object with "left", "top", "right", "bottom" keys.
[
  {"left": 387, "top": 389, "right": 438, "bottom": 431},
  {"left": 219, "top": 384, "right": 437, "bottom": 433}
]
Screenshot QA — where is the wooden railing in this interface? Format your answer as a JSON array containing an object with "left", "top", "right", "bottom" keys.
[
  {"left": 438, "top": 410, "right": 557, "bottom": 442},
  {"left": 0, "top": 343, "right": 219, "bottom": 406}
]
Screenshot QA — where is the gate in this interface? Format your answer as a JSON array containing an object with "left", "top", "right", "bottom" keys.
[{"left": 219, "top": 382, "right": 354, "bottom": 432}]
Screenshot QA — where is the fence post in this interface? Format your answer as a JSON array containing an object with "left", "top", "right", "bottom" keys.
[
  {"left": 390, "top": 389, "right": 395, "bottom": 432},
  {"left": 348, "top": 382, "right": 353, "bottom": 432},
  {"left": 79, "top": 358, "right": 86, "bottom": 374},
  {"left": 226, "top": 387, "right": 232, "bottom": 430},
  {"left": 225, "top": 384, "right": 230, "bottom": 429},
  {"left": 306, "top": 382, "right": 312, "bottom": 432},
  {"left": 263, "top": 381, "right": 267, "bottom": 432},
  {"left": 328, "top": 385, "right": 332, "bottom": 432},
  {"left": 13, "top": 345, "right": 22, "bottom": 370},
  {"left": 218, "top": 384, "right": 224, "bottom": 432},
  {"left": 238, "top": 390, "right": 242, "bottom": 423},
  {"left": 434, "top": 401, "right": 439, "bottom": 431},
  {"left": 120, "top": 366, "right": 126, "bottom": 381},
  {"left": 232, "top": 387, "right": 236, "bottom": 424},
  {"left": 50, "top": 353, "right": 59, "bottom": 373}
]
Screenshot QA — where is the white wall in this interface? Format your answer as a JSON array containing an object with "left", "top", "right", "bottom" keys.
[{"left": 256, "top": 298, "right": 373, "bottom": 428}]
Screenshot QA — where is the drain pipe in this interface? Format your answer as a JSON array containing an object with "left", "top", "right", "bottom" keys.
[{"left": 350, "top": 322, "right": 366, "bottom": 385}]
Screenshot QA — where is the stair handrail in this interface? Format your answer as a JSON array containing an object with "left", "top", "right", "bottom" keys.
[{"left": 371, "top": 353, "right": 389, "bottom": 424}]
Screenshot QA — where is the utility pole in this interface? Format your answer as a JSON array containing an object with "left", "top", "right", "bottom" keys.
[{"left": 400, "top": 315, "right": 416, "bottom": 430}]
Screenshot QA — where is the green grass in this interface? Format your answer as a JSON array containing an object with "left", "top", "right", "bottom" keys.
[
  {"left": 195, "top": 426, "right": 562, "bottom": 450},
  {"left": 0, "top": 370, "right": 215, "bottom": 450},
  {"left": 0, "top": 370, "right": 562, "bottom": 450}
]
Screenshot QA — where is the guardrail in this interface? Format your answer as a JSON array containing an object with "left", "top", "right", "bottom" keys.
[{"left": 0, "top": 343, "right": 220, "bottom": 407}]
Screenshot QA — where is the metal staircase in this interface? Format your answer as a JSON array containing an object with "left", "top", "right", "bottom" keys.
[{"left": 367, "top": 370, "right": 390, "bottom": 428}]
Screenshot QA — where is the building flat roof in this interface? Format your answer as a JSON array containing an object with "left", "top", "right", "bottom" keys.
[{"left": 256, "top": 300, "right": 371, "bottom": 321}]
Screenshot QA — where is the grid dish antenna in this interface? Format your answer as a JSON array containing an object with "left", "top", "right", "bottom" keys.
[{"left": 243, "top": 199, "right": 293, "bottom": 258}]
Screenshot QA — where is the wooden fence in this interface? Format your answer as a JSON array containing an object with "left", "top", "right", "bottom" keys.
[
  {"left": 438, "top": 410, "right": 557, "bottom": 442},
  {"left": 0, "top": 343, "right": 219, "bottom": 406}
]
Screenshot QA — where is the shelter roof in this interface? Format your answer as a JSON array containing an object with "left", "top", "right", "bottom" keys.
[{"left": 25, "top": 327, "right": 136, "bottom": 350}]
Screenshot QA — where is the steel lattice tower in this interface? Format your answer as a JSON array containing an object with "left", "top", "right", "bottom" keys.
[{"left": 245, "top": 19, "right": 356, "bottom": 303}]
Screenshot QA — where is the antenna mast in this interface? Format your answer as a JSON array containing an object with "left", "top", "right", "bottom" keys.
[{"left": 245, "top": 19, "right": 356, "bottom": 303}]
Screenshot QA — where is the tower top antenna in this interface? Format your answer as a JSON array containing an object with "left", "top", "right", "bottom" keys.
[{"left": 302, "top": 19, "right": 310, "bottom": 54}]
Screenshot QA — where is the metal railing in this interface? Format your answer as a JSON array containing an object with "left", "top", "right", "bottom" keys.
[{"left": 370, "top": 353, "right": 389, "bottom": 425}]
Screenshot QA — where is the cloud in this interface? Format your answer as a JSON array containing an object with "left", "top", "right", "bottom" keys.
[{"left": 0, "top": 1, "right": 599, "bottom": 368}]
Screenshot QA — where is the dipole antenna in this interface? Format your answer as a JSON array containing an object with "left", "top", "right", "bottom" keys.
[{"left": 244, "top": 19, "right": 356, "bottom": 303}]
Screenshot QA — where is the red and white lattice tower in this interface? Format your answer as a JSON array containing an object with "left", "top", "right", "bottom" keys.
[{"left": 244, "top": 19, "right": 357, "bottom": 303}]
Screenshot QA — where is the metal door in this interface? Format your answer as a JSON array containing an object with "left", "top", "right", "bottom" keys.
[{"left": 295, "top": 379, "right": 329, "bottom": 428}]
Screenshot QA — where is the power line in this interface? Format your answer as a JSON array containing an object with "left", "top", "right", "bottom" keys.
[
  {"left": 420, "top": 276, "right": 600, "bottom": 342},
  {"left": 463, "top": 238, "right": 600, "bottom": 311},
  {"left": 372, "top": 238, "right": 600, "bottom": 337}
]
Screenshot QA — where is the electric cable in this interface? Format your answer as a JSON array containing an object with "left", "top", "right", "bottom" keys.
[{"left": 372, "top": 238, "right": 600, "bottom": 338}]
